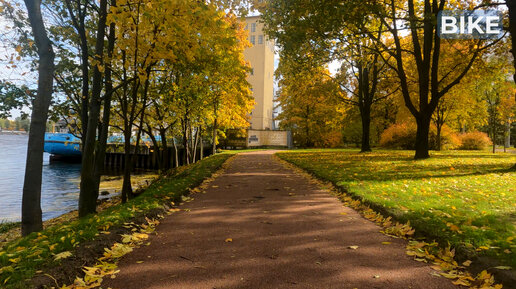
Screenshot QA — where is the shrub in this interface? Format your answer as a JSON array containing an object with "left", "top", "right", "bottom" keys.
[
  {"left": 380, "top": 122, "right": 461, "bottom": 150},
  {"left": 430, "top": 125, "right": 462, "bottom": 150},
  {"left": 458, "top": 131, "right": 492, "bottom": 150},
  {"left": 379, "top": 123, "right": 416, "bottom": 149}
]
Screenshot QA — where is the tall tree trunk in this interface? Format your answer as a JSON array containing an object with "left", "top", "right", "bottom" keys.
[
  {"left": 121, "top": 129, "right": 133, "bottom": 203},
  {"left": 192, "top": 127, "right": 199, "bottom": 163},
  {"left": 212, "top": 101, "right": 218, "bottom": 155},
  {"left": 199, "top": 133, "right": 203, "bottom": 160},
  {"left": 159, "top": 129, "right": 169, "bottom": 170},
  {"left": 492, "top": 124, "right": 496, "bottom": 154},
  {"left": 93, "top": 10, "right": 116, "bottom": 194},
  {"left": 505, "top": 121, "right": 511, "bottom": 153},
  {"left": 182, "top": 118, "right": 190, "bottom": 165},
  {"left": 436, "top": 123, "right": 442, "bottom": 151},
  {"left": 147, "top": 128, "right": 161, "bottom": 170},
  {"left": 212, "top": 118, "right": 217, "bottom": 155},
  {"left": 172, "top": 137, "right": 179, "bottom": 168},
  {"left": 21, "top": 0, "right": 55, "bottom": 236},
  {"left": 127, "top": 75, "right": 150, "bottom": 196},
  {"left": 414, "top": 116, "right": 431, "bottom": 159},
  {"left": 78, "top": 0, "right": 108, "bottom": 217},
  {"left": 359, "top": 105, "right": 372, "bottom": 153}
]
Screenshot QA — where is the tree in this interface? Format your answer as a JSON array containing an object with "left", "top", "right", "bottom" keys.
[
  {"left": 505, "top": 0, "right": 516, "bottom": 170},
  {"left": 367, "top": 0, "right": 502, "bottom": 159},
  {"left": 499, "top": 93, "right": 516, "bottom": 152},
  {"left": 78, "top": 0, "right": 110, "bottom": 216},
  {"left": 333, "top": 35, "right": 398, "bottom": 152},
  {"left": 20, "top": 0, "right": 55, "bottom": 235},
  {"left": 0, "top": 81, "right": 32, "bottom": 119},
  {"left": 276, "top": 59, "right": 344, "bottom": 147},
  {"left": 261, "top": 0, "right": 391, "bottom": 152}
]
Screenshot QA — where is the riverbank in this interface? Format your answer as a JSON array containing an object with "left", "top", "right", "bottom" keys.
[
  {"left": 0, "top": 131, "right": 27, "bottom": 135},
  {"left": 0, "top": 152, "right": 234, "bottom": 288},
  {"left": 0, "top": 173, "right": 158, "bottom": 247}
]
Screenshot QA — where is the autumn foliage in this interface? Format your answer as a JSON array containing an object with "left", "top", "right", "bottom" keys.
[
  {"left": 458, "top": 132, "right": 493, "bottom": 150},
  {"left": 380, "top": 123, "right": 462, "bottom": 150}
]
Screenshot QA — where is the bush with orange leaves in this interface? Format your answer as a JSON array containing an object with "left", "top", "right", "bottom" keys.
[
  {"left": 458, "top": 131, "right": 492, "bottom": 150},
  {"left": 379, "top": 122, "right": 461, "bottom": 150}
]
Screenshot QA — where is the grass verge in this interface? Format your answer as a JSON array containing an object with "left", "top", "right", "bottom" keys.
[
  {"left": 0, "top": 223, "right": 19, "bottom": 235},
  {"left": 0, "top": 152, "right": 235, "bottom": 288},
  {"left": 276, "top": 149, "right": 516, "bottom": 269}
]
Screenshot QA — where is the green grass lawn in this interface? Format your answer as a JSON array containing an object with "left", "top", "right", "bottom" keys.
[
  {"left": 0, "top": 152, "right": 234, "bottom": 288},
  {"left": 277, "top": 149, "right": 516, "bottom": 267}
]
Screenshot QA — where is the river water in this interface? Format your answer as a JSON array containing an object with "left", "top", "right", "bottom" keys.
[{"left": 0, "top": 134, "right": 82, "bottom": 222}]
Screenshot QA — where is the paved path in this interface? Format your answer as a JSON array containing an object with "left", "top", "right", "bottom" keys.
[{"left": 105, "top": 151, "right": 457, "bottom": 289}]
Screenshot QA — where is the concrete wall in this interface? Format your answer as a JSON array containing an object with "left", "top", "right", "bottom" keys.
[{"left": 247, "top": 130, "right": 290, "bottom": 147}]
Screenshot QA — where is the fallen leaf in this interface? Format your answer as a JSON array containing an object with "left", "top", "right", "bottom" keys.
[
  {"left": 452, "top": 279, "right": 471, "bottom": 286},
  {"left": 381, "top": 242, "right": 391, "bottom": 245},
  {"left": 348, "top": 246, "right": 359, "bottom": 250},
  {"left": 493, "top": 266, "right": 512, "bottom": 270},
  {"left": 53, "top": 251, "right": 72, "bottom": 261},
  {"left": 225, "top": 238, "right": 233, "bottom": 243}
]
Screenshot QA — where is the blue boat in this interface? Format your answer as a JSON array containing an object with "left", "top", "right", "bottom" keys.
[
  {"left": 44, "top": 133, "right": 82, "bottom": 156},
  {"left": 44, "top": 132, "right": 161, "bottom": 159}
]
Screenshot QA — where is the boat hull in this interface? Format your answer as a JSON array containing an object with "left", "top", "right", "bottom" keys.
[{"left": 44, "top": 133, "right": 82, "bottom": 156}]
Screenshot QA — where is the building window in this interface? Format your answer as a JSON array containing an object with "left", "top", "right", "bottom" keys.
[
  {"left": 251, "top": 23, "right": 256, "bottom": 32},
  {"left": 250, "top": 35, "right": 255, "bottom": 45},
  {"left": 258, "top": 35, "right": 263, "bottom": 44}
]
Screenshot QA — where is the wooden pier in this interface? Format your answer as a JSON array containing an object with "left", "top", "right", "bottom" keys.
[{"left": 103, "top": 144, "right": 212, "bottom": 170}]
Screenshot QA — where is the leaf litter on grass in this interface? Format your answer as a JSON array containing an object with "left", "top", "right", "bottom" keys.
[{"left": 275, "top": 152, "right": 506, "bottom": 289}]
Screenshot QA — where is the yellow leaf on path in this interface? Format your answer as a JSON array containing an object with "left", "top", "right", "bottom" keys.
[
  {"left": 462, "top": 260, "right": 472, "bottom": 267},
  {"left": 348, "top": 245, "right": 359, "bottom": 250},
  {"left": 440, "top": 271, "right": 459, "bottom": 279},
  {"left": 339, "top": 212, "right": 348, "bottom": 215},
  {"left": 225, "top": 238, "right": 233, "bottom": 243},
  {"left": 493, "top": 266, "right": 512, "bottom": 270},
  {"left": 53, "top": 251, "right": 72, "bottom": 261},
  {"left": 381, "top": 242, "right": 391, "bottom": 245},
  {"left": 452, "top": 279, "right": 471, "bottom": 286}
]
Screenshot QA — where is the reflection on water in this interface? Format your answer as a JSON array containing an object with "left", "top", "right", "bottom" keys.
[{"left": 0, "top": 134, "right": 82, "bottom": 222}]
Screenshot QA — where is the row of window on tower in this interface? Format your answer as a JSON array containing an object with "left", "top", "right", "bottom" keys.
[
  {"left": 245, "top": 23, "right": 257, "bottom": 32},
  {"left": 249, "top": 35, "right": 264, "bottom": 45},
  {"left": 245, "top": 23, "right": 264, "bottom": 45}
]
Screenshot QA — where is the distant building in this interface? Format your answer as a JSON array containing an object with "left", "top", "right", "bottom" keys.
[{"left": 244, "top": 16, "right": 275, "bottom": 130}]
